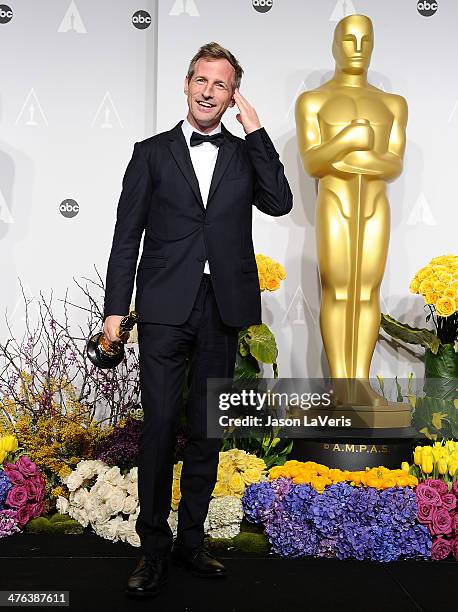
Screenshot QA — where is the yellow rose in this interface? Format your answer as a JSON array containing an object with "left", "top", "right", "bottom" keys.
[
  {"left": 0, "top": 435, "right": 18, "bottom": 452},
  {"left": 435, "top": 296, "right": 456, "bottom": 317},
  {"left": 424, "top": 290, "right": 439, "bottom": 305},
  {"left": 419, "top": 278, "right": 434, "bottom": 295},
  {"left": 409, "top": 277, "right": 420, "bottom": 293},
  {"left": 212, "top": 481, "right": 230, "bottom": 497},
  {"left": 228, "top": 471, "right": 245, "bottom": 496},
  {"left": 241, "top": 467, "right": 263, "bottom": 485},
  {"left": 265, "top": 276, "right": 280, "bottom": 292}
]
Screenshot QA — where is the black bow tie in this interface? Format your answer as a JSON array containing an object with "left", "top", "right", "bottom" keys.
[{"left": 190, "top": 131, "right": 224, "bottom": 148}]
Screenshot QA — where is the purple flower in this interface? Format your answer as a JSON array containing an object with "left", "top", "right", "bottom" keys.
[
  {"left": 0, "top": 471, "right": 12, "bottom": 508},
  {"left": 242, "top": 482, "right": 276, "bottom": 523},
  {"left": 265, "top": 512, "right": 318, "bottom": 558},
  {"left": 0, "top": 509, "right": 20, "bottom": 538},
  {"left": 424, "top": 479, "right": 448, "bottom": 496},
  {"left": 440, "top": 493, "right": 456, "bottom": 512}
]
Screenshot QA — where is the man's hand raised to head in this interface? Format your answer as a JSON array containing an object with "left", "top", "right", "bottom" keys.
[
  {"left": 233, "top": 89, "right": 261, "bottom": 135},
  {"left": 103, "top": 314, "right": 130, "bottom": 344}
]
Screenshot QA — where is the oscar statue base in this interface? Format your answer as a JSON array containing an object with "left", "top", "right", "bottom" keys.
[{"left": 287, "top": 403, "right": 415, "bottom": 470}]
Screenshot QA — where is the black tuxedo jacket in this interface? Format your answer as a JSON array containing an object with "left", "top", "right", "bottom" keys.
[{"left": 103, "top": 120, "right": 293, "bottom": 327}]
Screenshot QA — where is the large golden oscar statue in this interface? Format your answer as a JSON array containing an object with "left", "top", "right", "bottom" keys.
[{"left": 295, "top": 14, "right": 411, "bottom": 429}]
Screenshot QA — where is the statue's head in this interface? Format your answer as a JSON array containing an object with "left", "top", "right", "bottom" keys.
[{"left": 332, "top": 14, "right": 374, "bottom": 75}]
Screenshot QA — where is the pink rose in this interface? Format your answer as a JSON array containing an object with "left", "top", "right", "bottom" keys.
[
  {"left": 15, "top": 456, "right": 39, "bottom": 478},
  {"left": 417, "top": 501, "right": 435, "bottom": 524},
  {"left": 452, "top": 537, "right": 458, "bottom": 561},
  {"left": 441, "top": 493, "right": 457, "bottom": 512},
  {"left": 452, "top": 481, "right": 458, "bottom": 497},
  {"left": 6, "top": 485, "right": 28, "bottom": 508},
  {"left": 431, "top": 507, "right": 453, "bottom": 536},
  {"left": 25, "top": 478, "right": 42, "bottom": 501},
  {"left": 15, "top": 504, "right": 32, "bottom": 528},
  {"left": 425, "top": 479, "right": 448, "bottom": 496},
  {"left": 3, "top": 466, "right": 25, "bottom": 486},
  {"left": 28, "top": 501, "right": 44, "bottom": 519},
  {"left": 452, "top": 513, "right": 458, "bottom": 536},
  {"left": 416, "top": 483, "right": 442, "bottom": 506},
  {"left": 431, "top": 536, "right": 452, "bottom": 560}
]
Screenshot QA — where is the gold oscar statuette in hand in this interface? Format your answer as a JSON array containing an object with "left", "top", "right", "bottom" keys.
[
  {"left": 86, "top": 311, "right": 138, "bottom": 369},
  {"left": 295, "top": 14, "right": 410, "bottom": 428}
]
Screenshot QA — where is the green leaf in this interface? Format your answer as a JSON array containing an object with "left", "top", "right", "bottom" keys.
[
  {"left": 380, "top": 313, "right": 441, "bottom": 354},
  {"left": 244, "top": 324, "right": 278, "bottom": 364},
  {"left": 234, "top": 351, "right": 260, "bottom": 381}
]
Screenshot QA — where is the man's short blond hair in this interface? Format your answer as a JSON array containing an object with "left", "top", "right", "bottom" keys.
[{"left": 187, "top": 42, "right": 243, "bottom": 90}]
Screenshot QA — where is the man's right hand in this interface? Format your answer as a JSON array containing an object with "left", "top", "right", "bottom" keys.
[{"left": 103, "top": 315, "right": 128, "bottom": 344}]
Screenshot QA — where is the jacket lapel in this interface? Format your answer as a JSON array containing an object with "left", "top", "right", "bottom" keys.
[
  {"left": 206, "top": 123, "right": 237, "bottom": 206},
  {"left": 167, "top": 121, "right": 204, "bottom": 211}
]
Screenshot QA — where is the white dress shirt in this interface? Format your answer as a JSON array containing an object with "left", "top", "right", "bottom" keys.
[{"left": 181, "top": 117, "right": 222, "bottom": 276}]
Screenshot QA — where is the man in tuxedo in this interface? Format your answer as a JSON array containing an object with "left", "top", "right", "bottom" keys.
[{"left": 103, "top": 42, "right": 292, "bottom": 598}]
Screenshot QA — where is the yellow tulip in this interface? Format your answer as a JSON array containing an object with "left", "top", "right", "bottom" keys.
[
  {"left": 421, "top": 456, "right": 433, "bottom": 474},
  {"left": 449, "top": 461, "right": 458, "bottom": 477},
  {"left": 401, "top": 462, "right": 410, "bottom": 473},
  {"left": 437, "top": 459, "right": 448, "bottom": 475},
  {"left": 0, "top": 435, "right": 18, "bottom": 452},
  {"left": 413, "top": 447, "right": 422, "bottom": 466},
  {"left": 0, "top": 449, "right": 7, "bottom": 464}
]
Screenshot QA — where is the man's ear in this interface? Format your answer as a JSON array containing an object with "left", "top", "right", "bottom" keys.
[{"left": 184, "top": 76, "right": 189, "bottom": 95}]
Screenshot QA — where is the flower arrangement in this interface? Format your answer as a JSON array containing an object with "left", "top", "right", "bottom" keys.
[
  {"left": 242, "top": 479, "right": 431, "bottom": 560},
  {"left": 381, "top": 255, "right": 458, "bottom": 441},
  {"left": 56, "top": 460, "right": 140, "bottom": 547},
  {"left": 235, "top": 254, "right": 287, "bottom": 382},
  {"left": 255, "top": 254, "right": 286, "bottom": 292},
  {"left": 381, "top": 254, "right": 458, "bottom": 350},
  {"left": 409, "top": 255, "right": 458, "bottom": 335},
  {"left": 268, "top": 460, "right": 418, "bottom": 493},
  {"left": 416, "top": 479, "right": 458, "bottom": 560},
  {"left": 1, "top": 456, "right": 46, "bottom": 530},
  {"left": 212, "top": 449, "right": 267, "bottom": 498},
  {"left": 404, "top": 441, "right": 458, "bottom": 482}
]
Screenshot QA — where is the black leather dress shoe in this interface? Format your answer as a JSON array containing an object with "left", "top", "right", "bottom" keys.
[
  {"left": 171, "top": 544, "right": 227, "bottom": 578},
  {"left": 125, "top": 555, "right": 168, "bottom": 598}
]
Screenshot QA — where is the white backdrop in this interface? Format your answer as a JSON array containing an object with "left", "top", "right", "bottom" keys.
[{"left": 1, "top": 0, "right": 457, "bottom": 380}]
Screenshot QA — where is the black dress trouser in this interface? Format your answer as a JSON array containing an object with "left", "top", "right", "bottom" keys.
[{"left": 135, "top": 273, "right": 239, "bottom": 557}]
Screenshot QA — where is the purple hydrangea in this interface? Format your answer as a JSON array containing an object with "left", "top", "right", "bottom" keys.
[
  {"left": 0, "top": 509, "right": 20, "bottom": 538},
  {"left": 0, "top": 470, "right": 12, "bottom": 508},
  {"left": 242, "top": 482, "right": 276, "bottom": 523},
  {"left": 242, "top": 479, "right": 432, "bottom": 561},
  {"left": 264, "top": 512, "right": 318, "bottom": 558}
]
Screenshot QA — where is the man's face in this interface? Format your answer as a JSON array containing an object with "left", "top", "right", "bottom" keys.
[
  {"left": 184, "top": 58, "right": 236, "bottom": 131},
  {"left": 332, "top": 16, "right": 373, "bottom": 75}
]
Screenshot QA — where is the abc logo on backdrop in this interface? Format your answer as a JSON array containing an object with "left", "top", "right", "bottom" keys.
[
  {"left": 417, "top": 1, "right": 438, "bottom": 16},
  {"left": 0, "top": 4, "right": 13, "bottom": 23},
  {"left": 252, "top": 0, "right": 273, "bottom": 14},
  {"left": 59, "top": 199, "right": 80, "bottom": 218},
  {"left": 132, "top": 10, "right": 151, "bottom": 29}
]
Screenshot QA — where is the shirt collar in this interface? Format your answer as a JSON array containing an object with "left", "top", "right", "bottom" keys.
[{"left": 181, "top": 117, "right": 222, "bottom": 147}]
